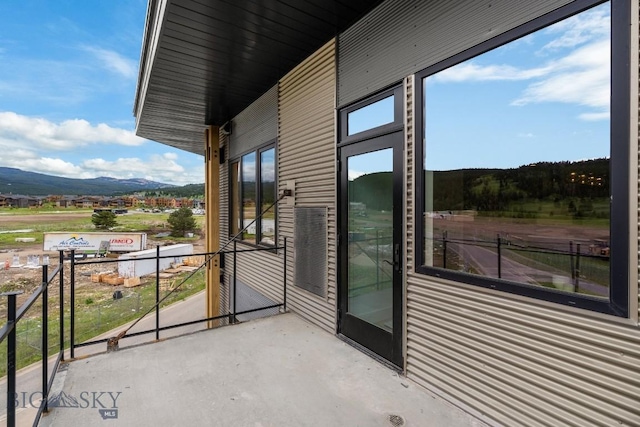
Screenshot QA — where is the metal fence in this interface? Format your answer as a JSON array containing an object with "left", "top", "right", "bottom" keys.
[
  {"left": 0, "top": 240, "right": 287, "bottom": 427},
  {"left": 0, "top": 253, "right": 65, "bottom": 427},
  {"left": 428, "top": 232, "right": 609, "bottom": 295},
  {"left": 70, "top": 241, "right": 287, "bottom": 355}
]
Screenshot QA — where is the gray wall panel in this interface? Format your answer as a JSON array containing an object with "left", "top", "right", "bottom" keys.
[
  {"left": 399, "top": 6, "right": 640, "bottom": 425},
  {"left": 217, "top": 40, "right": 337, "bottom": 333},
  {"left": 229, "top": 85, "right": 278, "bottom": 158},
  {"left": 278, "top": 39, "right": 337, "bottom": 333},
  {"left": 338, "top": 0, "right": 573, "bottom": 107}
]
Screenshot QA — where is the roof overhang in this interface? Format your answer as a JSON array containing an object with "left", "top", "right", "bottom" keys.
[{"left": 133, "top": 0, "right": 382, "bottom": 155}]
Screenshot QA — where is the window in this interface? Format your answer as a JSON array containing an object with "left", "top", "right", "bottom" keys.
[
  {"left": 416, "top": 0, "right": 629, "bottom": 316},
  {"left": 339, "top": 87, "right": 404, "bottom": 144},
  {"left": 347, "top": 95, "right": 395, "bottom": 135},
  {"left": 230, "top": 143, "right": 277, "bottom": 245}
]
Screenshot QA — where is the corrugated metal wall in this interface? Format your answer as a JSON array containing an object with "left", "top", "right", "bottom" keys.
[
  {"left": 229, "top": 85, "right": 278, "bottom": 159},
  {"left": 398, "top": 3, "right": 640, "bottom": 426},
  {"left": 278, "top": 39, "right": 337, "bottom": 333},
  {"left": 218, "top": 40, "right": 337, "bottom": 333},
  {"left": 220, "top": 99, "right": 283, "bottom": 315},
  {"left": 338, "top": 0, "right": 573, "bottom": 107},
  {"left": 636, "top": 0, "right": 640, "bottom": 327},
  {"left": 218, "top": 131, "right": 230, "bottom": 322}
]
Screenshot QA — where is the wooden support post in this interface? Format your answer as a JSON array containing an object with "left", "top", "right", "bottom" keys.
[{"left": 205, "top": 126, "right": 221, "bottom": 327}]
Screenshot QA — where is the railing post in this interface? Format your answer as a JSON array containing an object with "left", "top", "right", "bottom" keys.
[
  {"left": 497, "top": 234, "right": 502, "bottom": 279},
  {"left": 4, "top": 291, "right": 22, "bottom": 427},
  {"left": 442, "top": 231, "right": 448, "bottom": 269},
  {"left": 59, "top": 250, "right": 64, "bottom": 360},
  {"left": 155, "top": 245, "right": 160, "bottom": 341},
  {"left": 283, "top": 238, "right": 287, "bottom": 312},
  {"left": 41, "top": 264, "right": 49, "bottom": 413},
  {"left": 70, "top": 250, "right": 75, "bottom": 359},
  {"left": 575, "top": 243, "right": 581, "bottom": 293},
  {"left": 570, "top": 241, "right": 576, "bottom": 292},
  {"left": 232, "top": 241, "right": 237, "bottom": 324}
]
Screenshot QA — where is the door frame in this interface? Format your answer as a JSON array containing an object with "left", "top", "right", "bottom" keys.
[{"left": 337, "top": 131, "right": 404, "bottom": 368}]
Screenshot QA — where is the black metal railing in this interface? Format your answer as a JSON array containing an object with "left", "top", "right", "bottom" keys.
[
  {"left": 0, "top": 252, "right": 65, "bottom": 427},
  {"left": 0, "top": 237, "right": 287, "bottom": 427},
  {"left": 69, "top": 238, "right": 287, "bottom": 354},
  {"left": 426, "top": 233, "right": 610, "bottom": 294}
]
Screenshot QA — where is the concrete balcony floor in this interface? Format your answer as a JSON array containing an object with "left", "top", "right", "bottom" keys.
[{"left": 40, "top": 313, "right": 488, "bottom": 427}]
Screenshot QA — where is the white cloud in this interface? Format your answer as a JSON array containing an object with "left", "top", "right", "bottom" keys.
[
  {"left": 517, "top": 133, "right": 534, "bottom": 138},
  {"left": 511, "top": 40, "right": 609, "bottom": 112},
  {"left": 80, "top": 154, "right": 202, "bottom": 185},
  {"left": 0, "top": 112, "right": 146, "bottom": 150},
  {"left": 0, "top": 112, "right": 205, "bottom": 185},
  {"left": 82, "top": 46, "right": 138, "bottom": 79},
  {"left": 432, "top": 62, "right": 550, "bottom": 83},
  {"left": 0, "top": 147, "right": 203, "bottom": 186},
  {"left": 429, "top": 5, "right": 609, "bottom": 122},
  {"left": 349, "top": 170, "right": 366, "bottom": 181},
  {"left": 540, "top": 6, "right": 609, "bottom": 51}
]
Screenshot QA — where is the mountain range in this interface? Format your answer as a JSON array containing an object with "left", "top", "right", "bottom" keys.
[{"left": 0, "top": 167, "right": 175, "bottom": 196}]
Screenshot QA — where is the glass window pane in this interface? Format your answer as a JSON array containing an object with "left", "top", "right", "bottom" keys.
[
  {"left": 260, "top": 148, "right": 276, "bottom": 244},
  {"left": 230, "top": 162, "right": 240, "bottom": 236},
  {"left": 241, "top": 152, "right": 256, "bottom": 243},
  {"left": 348, "top": 95, "right": 394, "bottom": 135},
  {"left": 347, "top": 148, "right": 394, "bottom": 332},
  {"left": 422, "top": 3, "right": 610, "bottom": 298}
]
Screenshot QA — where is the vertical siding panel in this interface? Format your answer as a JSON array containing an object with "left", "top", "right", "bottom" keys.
[
  {"left": 278, "top": 39, "right": 337, "bottom": 333},
  {"left": 219, "top": 85, "right": 283, "bottom": 317},
  {"left": 217, "top": 40, "right": 337, "bottom": 333},
  {"left": 401, "top": 3, "right": 640, "bottom": 427},
  {"left": 229, "top": 86, "right": 278, "bottom": 158},
  {"left": 636, "top": 0, "right": 640, "bottom": 322},
  {"left": 338, "top": 0, "right": 573, "bottom": 107},
  {"left": 218, "top": 131, "right": 230, "bottom": 323}
]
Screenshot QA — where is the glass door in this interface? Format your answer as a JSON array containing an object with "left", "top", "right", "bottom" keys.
[{"left": 338, "top": 131, "right": 403, "bottom": 367}]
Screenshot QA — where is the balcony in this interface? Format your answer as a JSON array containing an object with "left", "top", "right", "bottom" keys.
[
  {"left": 41, "top": 313, "right": 484, "bottom": 427},
  {"left": 0, "top": 246, "right": 487, "bottom": 427}
]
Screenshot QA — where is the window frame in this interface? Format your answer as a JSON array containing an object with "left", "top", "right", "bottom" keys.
[
  {"left": 339, "top": 86, "right": 404, "bottom": 146},
  {"left": 229, "top": 140, "right": 277, "bottom": 247},
  {"left": 414, "top": 0, "right": 630, "bottom": 317}
]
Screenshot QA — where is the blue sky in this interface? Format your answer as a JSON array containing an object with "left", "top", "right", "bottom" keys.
[
  {"left": 0, "top": 0, "right": 204, "bottom": 186},
  {"left": 425, "top": 2, "right": 610, "bottom": 171},
  {"left": 348, "top": 2, "right": 609, "bottom": 179}
]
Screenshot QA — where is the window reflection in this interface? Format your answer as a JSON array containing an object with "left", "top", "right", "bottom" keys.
[
  {"left": 260, "top": 148, "right": 276, "bottom": 244},
  {"left": 241, "top": 152, "right": 256, "bottom": 243},
  {"left": 348, "top": 95, "right": 394, "bottom": 135},
  {"left": 422, "top": 3, "right": 611, "bottom": 297}
]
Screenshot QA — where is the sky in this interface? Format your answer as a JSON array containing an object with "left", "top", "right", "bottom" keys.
[
  {"left": 425, "top": 2, "right": 610, "bottom": 171},
  {"left": 347, "top": 2, "right": 610, "bottom": 179},
  {"left": 0, "top": 0, "right": 205, "bottom": 187}
]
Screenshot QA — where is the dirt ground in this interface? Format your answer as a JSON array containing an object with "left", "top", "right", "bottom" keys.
[{"left": 0, "top": 212, "right": 206, "bottom": 310}]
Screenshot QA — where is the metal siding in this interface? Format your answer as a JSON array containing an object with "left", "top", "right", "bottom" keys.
[
  {"left": 402, "top": 5, "right": 640, "bottom": 426},
  {"left": 217, "top": 40, "right": 337, "bottom": 333},
  {"left": 636, "top": 0, "right": 640, "bottom": 323},
  {"left": 338, "top": 0, "right": 574, "bottom": 107},
  {"left": 229, "top": 85, "right": 278, "bottom": 159},
  {"left": 278, "top": 39, "right": 337, "bottom": 333},
  {"left": 220, "top": 86, "right": 283, "bottom": 311},
  {"left": 219, "top": 131, "right": 230, "bottom": 322}
]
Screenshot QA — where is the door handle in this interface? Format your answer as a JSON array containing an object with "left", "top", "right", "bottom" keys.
[
  {"left": 394, "top": 243, "right": 400, "bottom": 265},
  {"left": 381, "top": 247, "right": 402, "bottom": 272}
]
